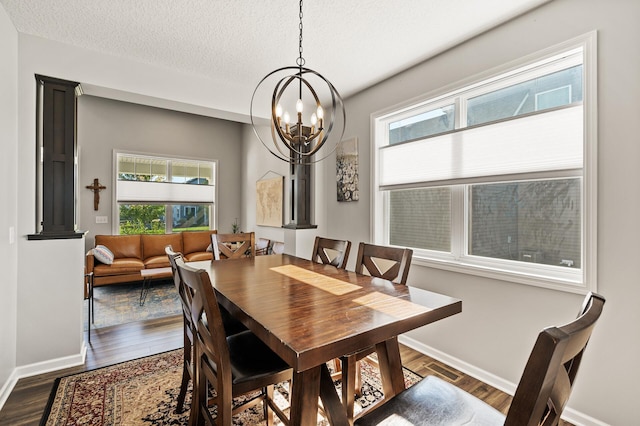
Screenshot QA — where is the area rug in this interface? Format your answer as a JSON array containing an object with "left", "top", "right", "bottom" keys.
[
  {"left": 41, "top": 350, "right": 422, "bottom": 425},
  {"left": 85, "top": 280, "right": 182, "bottom": 329}
]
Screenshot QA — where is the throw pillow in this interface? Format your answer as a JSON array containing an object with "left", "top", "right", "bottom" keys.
[
  {"left": 93, "top": 245, "right": 114, "bottom": 265},
  {"left": 206, "top": 243, "right": 213, "bottom": 252}
]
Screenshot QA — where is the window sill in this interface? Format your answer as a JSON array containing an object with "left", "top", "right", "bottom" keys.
[{"left": 411, "top": 254, "right": 592, "bottom": 295}]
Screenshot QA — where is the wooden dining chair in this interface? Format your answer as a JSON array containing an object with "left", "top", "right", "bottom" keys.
[
  {"left": 341, "top": 242, "right": 414, "bottom": 421},
  {"left": 165, "top": 245, "right": 247, "bottom": 414},
  {"left": 175, "top": 258, "right": 292, "bottom": 426},
  {"left": 256, "top": 237, "right": 270, "bottom": 256},
  {"left": 355, "top": 292, "right": 606, "bottom": 426},
  {"left": 210, "top": 232, "right": 256, "bottom": 259},
  {"left": 311, "top": 236, "right": 351, "bottom": 269},
  {"left": 353, "top": 242, "right": 413, "bottom": 284},
  {"left": 165, "top": 246, "right": 195, "bottom": 414},
  {"left": 271, "top": 241, "right": 285, "bottom": 254}
]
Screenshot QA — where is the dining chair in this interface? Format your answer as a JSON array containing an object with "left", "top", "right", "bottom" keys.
[
  {"left": 353, "top": 242, "right": 413, "bottom": 284},
  {"left": 271, "top": 241, "right": 285, "bottom": 254},
  {"left": 311, "top": 236, "right": 351, "bottom": 269},
  {"left": 355, "top": 292, "right": 606, "bottom": 426},
  {"left": 175, "top": 257, "right": 292, "bottom": 426},
  {"left": 256, "top": 237, "right": 270, "bottom": 256},
  {"left": 165, "top": 245, "right": 247, "bottom": 414},
  {"left": 310, "top": 236, "right": 352, "bottom": 380},
  {"left": 210, "top": 232, "right": 256, "bottom": 259},
  {"left": 165, "top": 246, "right": 196, "bottom": 414},
  {"left": 341, "top": 242, "right": 414, "bottom": 422}
]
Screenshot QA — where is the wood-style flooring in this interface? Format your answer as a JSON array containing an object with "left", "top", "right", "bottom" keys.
[{"left": 0, "top": 314, "right": 573, "bottom": 426}]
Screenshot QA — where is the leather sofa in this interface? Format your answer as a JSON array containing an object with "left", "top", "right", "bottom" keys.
[{"left": 86, "top": 230, "right": 217, "bottom": 287}]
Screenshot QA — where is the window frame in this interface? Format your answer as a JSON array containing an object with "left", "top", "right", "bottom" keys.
[
  {"left": 112, "top": 150, "right": 218, "bottom": 234},
  {"left": 372, "top": 32, "right": 597, "bottom": 294}
]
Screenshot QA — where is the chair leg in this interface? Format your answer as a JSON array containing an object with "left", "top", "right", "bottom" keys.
[
  {"left": 265, "top": 386, "right": 275, "bottom": 426},
  {"left": 355, "top": 362, "right": 363, "bottom": 397},
  {"left": 176, "top": 364, "right": 190, "bottom": 413},
  {"left": 341, "top": 354, "right": 358, "bottom": 425}
]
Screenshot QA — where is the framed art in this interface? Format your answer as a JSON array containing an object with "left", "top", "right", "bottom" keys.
[
  {"left": 336, "top": 137, "right": 359, "bottom": 201},
  {"left": 256, "top": 175, "right": 284, "bottom": 227}
]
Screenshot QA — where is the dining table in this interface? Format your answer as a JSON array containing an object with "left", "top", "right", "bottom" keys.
[{"left": 189, "top": 253, "right": 462, "bottom": 426}]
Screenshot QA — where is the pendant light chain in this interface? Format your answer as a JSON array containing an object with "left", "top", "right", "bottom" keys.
[{"left": 297, "top": 0, "right": 305, "bottom": 67}]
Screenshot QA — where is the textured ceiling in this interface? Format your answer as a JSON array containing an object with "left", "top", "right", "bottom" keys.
[{"left": 1, "top": 0, "right": 548, "bottom": 118}]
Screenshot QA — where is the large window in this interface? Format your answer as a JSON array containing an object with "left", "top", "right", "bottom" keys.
[
  {"left": 373, "top": 34, "right": 597, "bottom": 293},
  {"left": 115, "top": 153, "right": 216, "bottom": 234}
]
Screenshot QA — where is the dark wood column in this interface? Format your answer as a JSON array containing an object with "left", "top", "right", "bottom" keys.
[
  {"left": 29, "top": 75, "right": 85, "bottom": 240},
  {"left": 284, "top": 144, "right": 317, "bottom": 229}
]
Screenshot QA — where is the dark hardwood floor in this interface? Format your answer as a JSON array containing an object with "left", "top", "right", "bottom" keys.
[
  {"left": 0, "top": 314, "right": 572, "bottom": 426},
  {"left": 0, "top": 315, "right": 183, "bottom": 426}
]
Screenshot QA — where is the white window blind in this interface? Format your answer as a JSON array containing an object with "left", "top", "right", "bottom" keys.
[
  {"left": 379, "top": 105, "right": 583, "bottom": 189},
  {"left": 116, "top": 180, "right": 215, "bottom": 203}
]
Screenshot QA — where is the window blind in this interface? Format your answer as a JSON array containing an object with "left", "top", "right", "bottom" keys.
[
  {"left": 379, "top": 105, "right": 583, "bottom": 189},
  {"left": 116, "top": 180, "right": 215, "bottom": 203}
]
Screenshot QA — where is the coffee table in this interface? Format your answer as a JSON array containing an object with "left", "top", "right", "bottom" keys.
[{"left": 139, "top": 267, "right": 173, "bottom": 306}]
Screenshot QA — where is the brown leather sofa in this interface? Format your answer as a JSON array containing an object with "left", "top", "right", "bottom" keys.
[{"left": 86, "top": 230, "right": 217, "bottom": 287}]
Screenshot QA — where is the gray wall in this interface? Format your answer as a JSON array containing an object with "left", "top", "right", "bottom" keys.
[
  {"left": 305, "top": 0, "right": 639, "bottom": 424},
  {"left": 0, "top": 5, "right": 18, "bottom": 394},
  {"left": 78, "top": 95, "right": 245, "bottom": 250}
]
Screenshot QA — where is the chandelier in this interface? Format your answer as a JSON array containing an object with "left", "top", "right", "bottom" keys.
[{"left": 250, "top": 0, "right": 345, "bottom": 164}]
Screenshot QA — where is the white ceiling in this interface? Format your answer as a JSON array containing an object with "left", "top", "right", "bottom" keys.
[{"left": 1, "top": 0, "right": 548, "bottom": 118}]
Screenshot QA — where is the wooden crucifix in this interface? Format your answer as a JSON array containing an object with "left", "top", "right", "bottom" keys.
[{"left": 86, "top": 178, "right": 106, "bottom": 211}]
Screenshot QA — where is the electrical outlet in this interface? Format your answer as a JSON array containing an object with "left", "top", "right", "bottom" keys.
[{"left": 96, "top": 216, "right": 108, "bottom": 224}]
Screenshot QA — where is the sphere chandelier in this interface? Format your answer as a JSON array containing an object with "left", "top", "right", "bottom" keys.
[{"left": 250, "top": 0, "right": 346, "bottom": 165}]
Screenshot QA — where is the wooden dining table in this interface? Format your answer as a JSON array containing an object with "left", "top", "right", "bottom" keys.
[{"left": 189, "top": 254, "right": 461, "bottom": 426}]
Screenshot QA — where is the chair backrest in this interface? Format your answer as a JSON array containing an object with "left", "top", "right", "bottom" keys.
[
  {"left": 256, "top": 238, "right": 270, "bottom": 256},
  {"left": 175, "top": 257, "right": 231, "bottom": 383},
  {"left": 354, "top": 242, "right": 413, "bottom": 284},
  {"left": 165, "top": 245, "right": 182, "bottom": 291},
  {"left": 211, "top": 232, "right": 256, "bottom": 260},
  {"left": 165, "top": 245, "right": 191, "bottom": 309},
  {"left": 505, "top": 292, "right": 606, "bottom": 426},
  {"left": 271, "top": 241, "right": 285, "bottom": 254},
  {"left": 312, "top": 236, "right": 351, "bottom": 269}
]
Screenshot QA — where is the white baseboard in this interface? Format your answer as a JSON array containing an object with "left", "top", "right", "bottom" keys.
[
  {"left": 0, "top": 370, "right": 19, "bottom": 413},
  {"left": 0, "top": 344, "right": 87, "bottom": 412},
  {"left": 398, "top": 335, "right": 609, "bottom": 426}
]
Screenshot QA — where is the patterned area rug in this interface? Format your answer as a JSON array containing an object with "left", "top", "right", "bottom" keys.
[
  {"left": 41, "top": 350, "right": 422, "bottom": 425},
  {"left": 85, "top": 280, "right": 182, "bottom": 329}
]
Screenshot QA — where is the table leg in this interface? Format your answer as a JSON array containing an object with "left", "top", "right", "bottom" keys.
[
  {"left": 289, "top": 364, "right": 350, "bottom": 426},
  {"left": 140, "top": 277, "right": 151, "bottom": 306},
  {"left": 289, "top": 367, "right": 321, "bottom": 426},
  {"left": 374, "top": 336, "right": 405, "bottom": 398},
  {"left": 319, "top": 363, "right": 350, "bottom": 426}
]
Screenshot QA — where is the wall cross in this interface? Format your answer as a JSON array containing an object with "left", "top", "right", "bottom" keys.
[{"left": 86, "top": 178, "right": 106, "bottom": 211}]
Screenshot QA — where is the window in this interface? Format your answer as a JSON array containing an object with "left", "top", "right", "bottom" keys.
[
  {"left": 115, "top": 153, "right": 216, "bottom": 234},
  {"left": 373, "top": 34, "right": 597, "bottom": 293}
]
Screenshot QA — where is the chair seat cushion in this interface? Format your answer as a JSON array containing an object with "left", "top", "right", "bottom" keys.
[
  {"left": 227, "top": 331, "right": 290, "bottom": 384},
  {"left": 355, "top": 375, "right": 505, "bottom": 426}
]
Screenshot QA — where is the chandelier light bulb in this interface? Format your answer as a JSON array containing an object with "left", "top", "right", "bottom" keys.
[
  {"left": 311, "top": 113, "right": 317, "bottom": 126},
  {"left": 316, "top": 105, "right": 324, "bottom": 119},
  {"left": 283, "top": 111, "right": 291, "bottom": 124},
  {"left": 275, "top": 104, "right": 283, "bottom": 118},
  {"left": 296, "top": 99, "right": 304, "bottom": 113}
]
